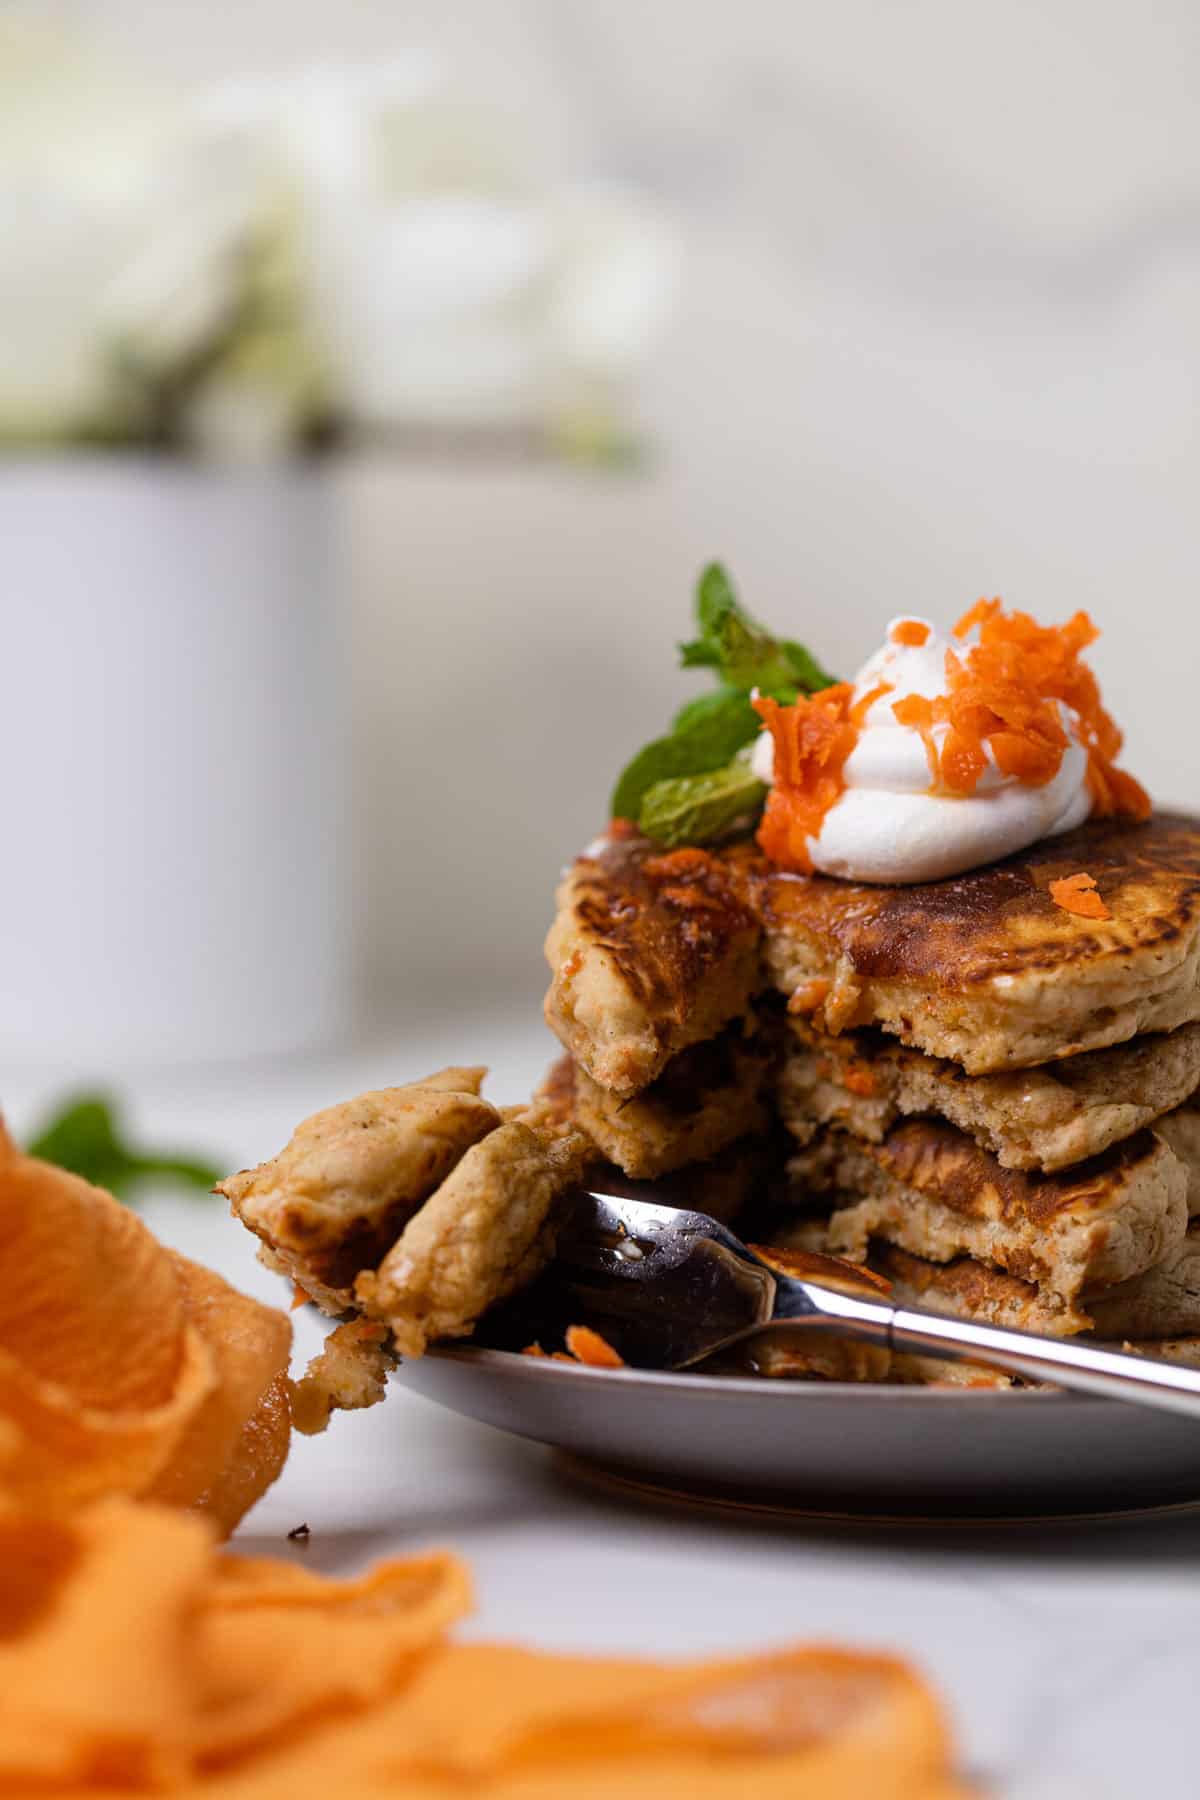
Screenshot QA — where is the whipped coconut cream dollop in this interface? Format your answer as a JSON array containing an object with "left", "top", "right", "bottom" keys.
[{"left": 750, "top": 616, "right": 1093, "bottom": 884}]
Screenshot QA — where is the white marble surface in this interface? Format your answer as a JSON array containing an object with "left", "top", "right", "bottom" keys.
[{"left": 7, "top": 1010, "right": 1200, "bottom": 1796}]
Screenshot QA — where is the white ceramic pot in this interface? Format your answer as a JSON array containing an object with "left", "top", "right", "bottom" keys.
[{"left": 0, "top": 456, "right": 351, "bottom": 1065}]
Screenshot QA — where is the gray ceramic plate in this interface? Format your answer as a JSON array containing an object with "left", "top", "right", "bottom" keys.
[{"left": 398, "top": 1347, "right": 1200, "bottom": 1519}]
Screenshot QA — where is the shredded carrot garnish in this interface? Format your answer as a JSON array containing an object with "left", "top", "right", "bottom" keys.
[
  {"left": 850, "top": 679, "right": 893, "bottom": 726},
  {"left": 842, "top": 1063, "right": 878, "bottom": 1097},
  {"left": 608, "top": 816, "right": 640, "bottom": 839},
  {"left": 929, "top": 600, "right": 1149, "bottom": 816},
  {"left": 643, "top": 848, "right": 714, "bottom": 880},
  {"left": 953, "top": 597, "right": 999, "bottom": 639},
  {"left": 891, "top": 692, "right": 942, "bottom": 786},
  {"left": 753, "top": 681, "right": 891, "bottom": 873},
  {"left": 525, "top": 1328, "right": 626, "bottom": 1368},
  {"left": 290, "top": 1283, "right": 312, "bottom": 1312},
  {"left": 1049, "top": 872, "right": 1111, "bottom": 920},
  {"left": 753, "top": 686, "right": 859, "bottom": 874},
  {"left": 889, "top": 618, "right": 931, "bottom": 647},
  {"left": 787, "top": 977, "right": 831, "bottom": 1014},
  {"left": 564, "top": 1324, "right": 625, "bottom": 1369}
]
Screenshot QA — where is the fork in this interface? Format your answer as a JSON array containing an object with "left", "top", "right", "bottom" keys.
[{"left": 548, "top": 1185, "right": 1200, "bottom": 1418}]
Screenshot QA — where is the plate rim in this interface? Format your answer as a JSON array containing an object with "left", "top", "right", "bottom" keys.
[{"left": 424, "top": 1342, "right": 1074, "bottom": 1404}]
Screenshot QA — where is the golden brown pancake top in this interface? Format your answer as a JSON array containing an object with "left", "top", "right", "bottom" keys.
[
  {"left": 747, "top": 810, "right": 1200, "bottom": 988},
  {"left": 568, "top": 839, "right": 757, "bottom": 1024}
]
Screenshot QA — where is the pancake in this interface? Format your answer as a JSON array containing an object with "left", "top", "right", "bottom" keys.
[
  {"left": 546, "top": 1024, "right": 773, "bottom": 1180},
  {"left": 874, "top": 1242, "right": 1083, "bottom": 1337},
  {"left": 1084, "top": 1221, "right": 1200, "bottom": 1340},
  {"left": 790, "top": 1118, "right": 1191, "bottom": 1309},
  {"left": 778, "top": 1019, "right": 1200, "bottom": 1173},
  {"left": 881, "top": 1241, "right": 1200, "bottom": 1348},
  {"left": 222, "top": 1070, "right": 595, "bottom": 1364},
  {"left": 544, "top": 837, "right": 761, "bottom": 1096},
  {"left": 545, "top": 814, "right": 1200, "bottom": 1094},
  {"left": 355, "top": 1118, "right": 594, "bottom": 1358},
  {"left": 860, "top": 1243, "right": 1200, "bottom": 1349},
  {"left": 752, "top": 811, "right": 1200, "bottom": 1074},
  {"left": 218, "top": 1069, "right": 502, "bottom": 1313},
  {"left": 1125, "top": 1336, "right": 1200, "bottom": 1369}
]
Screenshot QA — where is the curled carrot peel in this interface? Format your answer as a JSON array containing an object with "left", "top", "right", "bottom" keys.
[
  {"left": 0, "top": 1500, "right": 969, "bottom": 1793},
  {"left": 1049, "top": 872, "right": 1111, "bottom": 920}
]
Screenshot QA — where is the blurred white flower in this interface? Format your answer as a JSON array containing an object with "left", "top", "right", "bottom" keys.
[
  {"left": 207, "top": 56, "right": 678, "bottom": 444},
  {"left": 0, "top": 29, "right": 676, "bottom": 455},
  {"left": 0, "top": 20, "right": 163, "bottom": 440}
]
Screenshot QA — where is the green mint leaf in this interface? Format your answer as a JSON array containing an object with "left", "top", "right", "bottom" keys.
[
  {"left": 26, "top": 1092, "right": 222, "bottom": 1204},
  {"left": 696, "top": 562, "right": 739, "bottom": 637},
  {"left": 638, "top": 756, "right": 767, "bottom": 848},
  {"left": 611, "top": 690, "right": 763, "bottom": 821},
  {"left": 781, "top": 637, "right": 839, "bottom": 693},
  {"left": 679, "top": 562, "right": 836, "bottom": 694},
  {"left": 670, "top": 684, "right": 754, "bottom": 735}
]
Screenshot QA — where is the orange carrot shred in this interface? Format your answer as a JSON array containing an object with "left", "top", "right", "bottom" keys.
[
  {"left": 891, "top": 692, "right": 940, "bottom": 784},
  {"left": 1049, "top": 872, "right": 1111, "bottom": 920},
  {"left": 849, "top": 679, "right": 893, "bottom": 726},
  {"left": 787, "top": 977, "right": 831, "bottom": 1014},
  {"left": 290, "top": 1284, "right": 312, "bottom": 1312},
  {"left": 953, "top": 597, "right": 1003, "bottom": 639},
  {"left": 911, "top": 601, "right": 1147, "bottom": 812},
  {"left": 753, "top": 685, "right": 859, "bottom": 873},
  {"left": 564, "top": 1325, "right": 625, "bottom": 1369},
  {"left": 889, "top": 618, "right": 931, "bottom": 647}
]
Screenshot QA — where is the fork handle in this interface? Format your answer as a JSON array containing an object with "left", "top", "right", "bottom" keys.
[{"left": 776, "top": 1282, "right": 1200, "bottom": 1419}]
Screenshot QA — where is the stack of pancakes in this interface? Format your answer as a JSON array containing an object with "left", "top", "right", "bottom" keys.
[{"left": 544, "top": 813, "right": 1200, "bottom": 1375}]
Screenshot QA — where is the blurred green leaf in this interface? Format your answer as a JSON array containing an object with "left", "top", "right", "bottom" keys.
[{"left": 26, "top": 1092, "right": 222, "bottom": 1204}]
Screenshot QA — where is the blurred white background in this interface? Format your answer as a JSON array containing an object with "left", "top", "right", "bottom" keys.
[{"left": 7, "top": 0, "right": 1200, "bottom": 1049}]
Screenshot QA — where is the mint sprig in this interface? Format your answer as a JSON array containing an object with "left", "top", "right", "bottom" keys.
[
  {"left": 610, "top": 563, "right": 835, "bottom": 845},
  {"left": 679, "top": 564, "right": 836, "bottom": 695}
]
